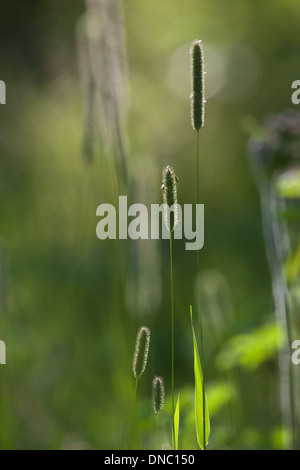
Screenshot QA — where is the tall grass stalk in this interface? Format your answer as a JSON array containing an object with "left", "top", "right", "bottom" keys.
[
  {"left": 196, "top": 129, "right": 206, "bottom": 450},
  {"left": 128, "top": 326, "right": 150, "bottom": 449},
  {"left": 190, "top": 39, "right": 206, "bottom": 449},
  {"left": 170, "top": 229, "right": 175, "bottom": 449},
  {"left": 162, "top": 165, "right": 178, "bottom": 450}
]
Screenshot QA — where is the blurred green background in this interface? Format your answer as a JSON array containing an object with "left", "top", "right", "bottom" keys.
[{"left": 0, "top": 0, "right": 299, "bottom": 450}]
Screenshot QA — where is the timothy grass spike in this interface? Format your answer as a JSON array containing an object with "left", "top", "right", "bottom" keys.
[
  {"left": 152, "top": 376, "right": 165, "bottom": 414},
  {"left": 162, "top": 165, "right": 178, "bottom": 232},
  {"left": 190, "top": 40, "right": 205, "bottom": 131},
  {"left": 133, "top": 326, "right": 151, "bottom": 379}
]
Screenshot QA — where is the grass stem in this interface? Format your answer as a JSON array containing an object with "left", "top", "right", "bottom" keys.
[
  {"left": 156, "top": 413, "right": 159, "bottom": 450},
  {"left": 196, "top": 129, "right": 206, "bottom": 450},
  {"left": 128, "top": 376, "right": 138, "bottom": 449},
  {"left": 170, "top": 229, "right": 175, "bottom": 450}
]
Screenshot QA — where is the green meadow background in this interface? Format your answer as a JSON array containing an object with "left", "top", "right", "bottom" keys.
[{"left": 0, "top": 0, "right": 299, "bottom": 449}]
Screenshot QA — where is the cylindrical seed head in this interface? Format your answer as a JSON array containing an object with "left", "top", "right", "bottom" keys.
[
  {"left": 161, "top": 165, "right": 178, "bottom": 232},
  {"left": 132, "top": 326, "right": 151, "bottom": 379},
  {"left": 152, "top": 376, "right": 165, "bottom": 414},
  {"left": 190, "top": 39, "right": 205, "bottom": 131}
]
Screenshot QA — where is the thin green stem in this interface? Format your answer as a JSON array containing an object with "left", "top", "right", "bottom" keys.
[
  {"left": 128, "top": 376, "right": 138, "bottom": 450},
  {"left": 156, "top": 413, "right": 159, "bottom": 450},
  {"left": 170, "top": 229, "right": 175, "bottom": 450},
  {"left": 196, "top": 129, "right": 206, "bottom": 450}
]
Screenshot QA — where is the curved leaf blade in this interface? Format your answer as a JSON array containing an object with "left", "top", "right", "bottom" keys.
[
  {"left": 173, "top": 393, "right": 180, "bottom": 450},
  {"left": 190, "top": 306, "right": 210, "bottom": 449}
]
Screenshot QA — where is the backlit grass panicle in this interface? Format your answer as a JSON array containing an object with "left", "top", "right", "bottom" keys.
[
  {"left": 190, "top": 39, "right": 205, "bottom": 131},
  {"left": 133, "top": 326, "right": 150, "bottom": 379},
  {"left": 161, "top": 165, "right": 178, "bottom": 232},
  {"left": 152, "top": 376, "right": 165, "bottom": 414}
]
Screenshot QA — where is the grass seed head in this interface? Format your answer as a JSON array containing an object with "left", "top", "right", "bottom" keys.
[
  {"left": 132, "top": 326, "right": 151, "bottom": 379},
  {"left": 162, "top": 165, "right": 178, "bottom": 232},
  {"left": 152, "top": 376, "right": 165, "bottom": 414},
  {"left": 190, "top": 39, "right": 205, "bottom": 131}
]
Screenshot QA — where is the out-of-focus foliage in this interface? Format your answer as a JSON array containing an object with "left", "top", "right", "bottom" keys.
[
  {"left": 0, "top": 0, "right": 299, "bottom": 450},
  {"left": 216, "top": 322, "right": 285, "bottom": 371}
]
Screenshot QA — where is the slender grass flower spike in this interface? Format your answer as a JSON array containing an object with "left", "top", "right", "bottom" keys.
[
  {"left": 152, "top": 376, "right": 165, "bottom": 415},
  {"left": 162, "top": 165, "right": 179, "bottom": 233},
  {"left": 152, "top": 376, "right": 165, "bottom": 449},
  {"left": 133, "top": 326, "right": 151, "bottom": 379},
  {"left": 190, "top": 39, "right": 205, "bottom": 131}
]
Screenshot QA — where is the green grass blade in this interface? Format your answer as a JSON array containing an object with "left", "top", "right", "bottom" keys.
[
  {"left": 173, "top": 393, "right": 180, "bottom": 450},
  {"left": 190, "top": 306, "right": 210, "bottom": 449}
]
